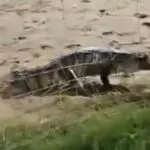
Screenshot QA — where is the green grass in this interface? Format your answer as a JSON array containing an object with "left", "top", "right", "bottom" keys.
[
  {"left": 0, "top": 92, "right": 150, "bottom": 150},
  {"left": 48, "top": 106, "right": 150, "bottom": 150}
]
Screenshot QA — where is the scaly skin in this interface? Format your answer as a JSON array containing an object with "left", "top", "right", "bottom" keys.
[{"left": 0, "top": 46, "right": 150, "bottom": 98}]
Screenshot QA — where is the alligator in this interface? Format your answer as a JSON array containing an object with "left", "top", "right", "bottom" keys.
[{"left": 0, "top": 46, "right": 150, "bottom": 98}]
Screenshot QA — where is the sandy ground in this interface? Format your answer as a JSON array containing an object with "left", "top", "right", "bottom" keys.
[{"left": 0, "top": 0, "right": 150, "bottom": 123}]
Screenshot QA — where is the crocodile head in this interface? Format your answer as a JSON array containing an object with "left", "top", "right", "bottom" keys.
[
  {"left": 109, "top": 52, "right": 150, "bottom": 74},
  {"left": 135, "top": 53, "right": 150, "bottom": 70}
]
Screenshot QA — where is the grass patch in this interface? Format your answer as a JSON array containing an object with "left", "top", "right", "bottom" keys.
[
  {"left": 0, "top": 92, "right": 150, "bottom": 150},
  {"left": 48, "top": 106, "right": 150, "bottom": 150}
]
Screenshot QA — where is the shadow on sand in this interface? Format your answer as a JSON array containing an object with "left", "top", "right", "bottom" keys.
[{"left": 45, "top": 82, "right": 130, "bottom": 97}]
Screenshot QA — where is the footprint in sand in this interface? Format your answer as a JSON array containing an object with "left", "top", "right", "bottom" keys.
[
  {"left": 81, "top": 0, "right": 91, "bottom": 3},
  {"left": 134, "top": 13, "right": 149, "bottom": 19},
  {"left": 142, "top": 22, "right": 150, "bottom": 28},
  {"left": 40, "top": 44, "right": 53, "bottom": 50},
  {"left": 65, "top": 44, "right": 81, "bottom": 50}
]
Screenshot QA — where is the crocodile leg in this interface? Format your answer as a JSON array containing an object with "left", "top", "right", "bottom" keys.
[
  {"left": 100, "top": 75, "right": 110, "bottom": 87},
  {"left": 99, "top": 60, "right": 113, "bottom": 88}
]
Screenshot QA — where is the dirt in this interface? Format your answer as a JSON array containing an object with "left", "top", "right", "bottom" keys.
[{"left": 0, "top": 0, "right": 150, "bottom": 123}]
